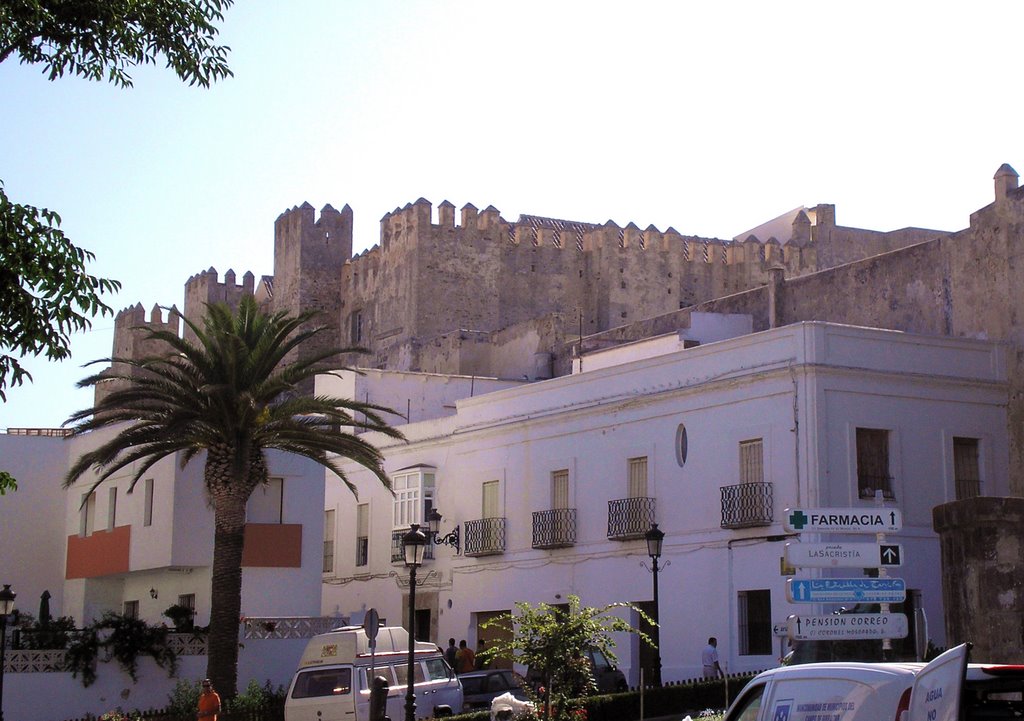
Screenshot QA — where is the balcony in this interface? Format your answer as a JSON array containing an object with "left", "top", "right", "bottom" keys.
[
  {"left": 720, "top": 482, "right": 774, "bottom": 528},
  {"left": 391, "top": 529, "right": 436, "bottom": 563},
  {"left": 532, "top": 509, "right": 577, "bottom": 549},
  {"left": 607, "top": 497, "right": 655, "bottom": 540},
  {"left": 464, "top": 517, "right": 506, "bottom": 557},
  {"left": 66, "top": 526, "right": 131, "bottom": 579}
]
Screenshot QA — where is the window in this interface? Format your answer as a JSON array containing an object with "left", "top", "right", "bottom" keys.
[
  {"left": 856, "top": 428, "right": 893, "bottom": 499},
  {"left": 123, "top": 600, "right": 139, "bottom": 619},
  {"left": 247, "top": 477, "right": 284, "bottom": 523},
  {"left": 392, "top": 469, "right": 435, "bottom": 529},
  {"left": 79, "top": 492, "right": 96, "bottom": 537},
  {"left": 739, "top": 439, "right": 763, "bottom": 484},
  {"left": 738, "top": 589, "right": 772, "bottom": 655},
  {"left": 292, "top": 668, "right": 352, "bottom": 698},
  {"left": 482, "top": 480, "right": 502, "bottom": 549},
  {"left": 178, "top": 594, "right": 196, "bottom": 618},
  {"left": 107, "top": 487, "right": 118, "bottom": 530},
  {"left": 143, "top": 478, "right": 154, "bottom": 527},
  {"left": 323, "top": 509, "right": 336, "bottom": 574},
  {"left": 355, "top": 504, "right": 369, "bottom": 567},
  {"left": 675, "top": 424, "right": 688, "bottom": 467},
  {"left": 351, "top": 310, "right": 363, "bottom": 344},
  {"left": 628, "top": 456, "right": 648, "bottom": 497},
  {"left": 953, "top": 437, "right": 981, "bottom": 500},
  {"left": 551, "top": 470, "right": 569, "bottom": 509}
]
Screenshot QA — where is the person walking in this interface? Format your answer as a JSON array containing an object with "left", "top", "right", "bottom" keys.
[
  {"left": 455, "top": 639, "right": 476, "bottom": 674},
  {"left": 444, "top": 637, "right": 458, "bottom": 669},
  {"left": 702, "top": 637, "right": 724, "bottom": 679},
  {"left": 197, "top": 679, "right": 221, "bottom": 720}
]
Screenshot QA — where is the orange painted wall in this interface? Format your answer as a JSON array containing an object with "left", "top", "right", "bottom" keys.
[
  {"left": 66, "top": 526, "right": 131, "bottom": 579},
  {"left": 242, "top": 524, "right": 302, "bottom": 567}
]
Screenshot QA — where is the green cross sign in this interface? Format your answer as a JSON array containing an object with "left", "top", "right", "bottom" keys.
[{"left": 788, "top": 510, "right": 809, "bottom": 530}]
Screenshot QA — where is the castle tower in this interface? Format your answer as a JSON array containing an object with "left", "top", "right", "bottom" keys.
[{"left": 272, "top": 202, "right": 353, "bottom": 361}]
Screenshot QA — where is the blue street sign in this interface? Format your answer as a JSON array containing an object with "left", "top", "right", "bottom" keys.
[{"left": 787, "top": 577, "right": 907, "bottom": 603}]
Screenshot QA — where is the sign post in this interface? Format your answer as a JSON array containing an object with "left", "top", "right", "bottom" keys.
[
  {"left": 787, "top": 612, "right": 909, "bottom": 641},
  {"left": 787, "top": 577, "right": 907, "bottom": 603},
  {"left": 784, "top": 542, "right": 903, "bottom": 569},
  {"left": 784, "top": 508, "right": 902, "bottom": 534}
]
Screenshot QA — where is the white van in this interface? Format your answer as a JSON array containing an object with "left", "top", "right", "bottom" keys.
[
  {"left": 284, "top": 626, "right": 463, "bottom": 721},
  {"left": 724, "top": 644, "right": 1024, "bottom": 721}
]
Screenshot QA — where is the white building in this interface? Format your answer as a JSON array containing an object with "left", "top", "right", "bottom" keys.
[{"left": 318, "top": 320, "right": 1009, "bottom": 682}]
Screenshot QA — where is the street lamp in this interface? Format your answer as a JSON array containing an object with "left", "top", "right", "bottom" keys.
[
  {"left": 426, "top": 508, "right": 460, "bottom": 554},
  {"left": 644, "top": 524, "right": 664, "bottom": 687},
  {"left": 0, "top": 584, "right": 16, "bottom": 721},
  {"left": 403, "top": 524, "right": 427, "bottom": 721}
]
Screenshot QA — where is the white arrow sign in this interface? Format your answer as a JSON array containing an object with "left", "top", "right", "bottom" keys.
[
  {"left": 788, "top": 613, "right": 909, "bottom": 641},
  {"left": 784, "top": 507, "right": 902, "bottom": 534},
  {"left": 785, "top": 542, "right": 903, "bottom": 568}
]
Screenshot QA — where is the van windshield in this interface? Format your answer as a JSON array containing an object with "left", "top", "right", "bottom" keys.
[{"left": 292, "top": 668, "right": 353, "bottom": 698}]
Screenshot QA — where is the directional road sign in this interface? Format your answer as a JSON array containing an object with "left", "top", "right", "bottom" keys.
[
  {"left": 784, "top": 507, "right": 902, "bottom": 534},
  {"left": 788, "top": 612, "right": 909, "bottom": 641},
  {"left": 785, "top": 542, "right": 903, "bottom": 569},
  {"left": 787, "top": 577, "right": 907, "bottom": 603}
]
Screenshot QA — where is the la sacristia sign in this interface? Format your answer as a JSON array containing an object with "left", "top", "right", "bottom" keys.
[{"left": 784, "top": 507, "right": 902, "bottom": 534}]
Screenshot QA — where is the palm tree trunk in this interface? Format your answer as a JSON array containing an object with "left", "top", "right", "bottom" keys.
[{"left": 206, "top": 485, "right": 248, "bottom": 698}]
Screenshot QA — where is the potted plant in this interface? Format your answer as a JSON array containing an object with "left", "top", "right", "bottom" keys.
[{"left": 162, "top": 604, "right": 195, "bottom": 632}]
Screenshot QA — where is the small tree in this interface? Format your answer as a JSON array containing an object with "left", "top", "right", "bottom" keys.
[{"left": 481, "top": 595, "right": 653, "bottom": 721}]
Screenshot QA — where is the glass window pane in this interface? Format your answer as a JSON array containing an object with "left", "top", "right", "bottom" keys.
[{"left": 291, "top": 668, "right": 353, "bottom": 698}]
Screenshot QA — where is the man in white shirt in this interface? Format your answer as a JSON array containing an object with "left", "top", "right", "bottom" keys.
[{"left": 702, "top": 637, "right": 723, "bottom": 679}]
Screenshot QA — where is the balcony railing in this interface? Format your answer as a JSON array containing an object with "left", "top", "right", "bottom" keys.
[
  {"left": 391, "top": 529, "right": 436, "bottom": 563},
  {"left": 532, "top": 509, "right": 577, "bottom": 549},
  {"left": 720, "top": 482, "right": 774, "bottom": 528},
  {"left": 607, "top": 497, "right": 655, "bottom": 540},
  {"left": 464, "top": 517, "right": 506, "bottom": 556}
]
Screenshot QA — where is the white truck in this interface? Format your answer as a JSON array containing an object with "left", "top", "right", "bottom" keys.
[
  {"left": 284, "top": 625, "right": 463, "bottom": 721},
  {"left": 724, "top": 644, "right": 1023, "bottom": 721}
]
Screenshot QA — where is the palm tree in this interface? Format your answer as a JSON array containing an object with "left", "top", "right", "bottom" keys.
[{"left": 63, "top": 297, "right": 404, "bottom": 696}]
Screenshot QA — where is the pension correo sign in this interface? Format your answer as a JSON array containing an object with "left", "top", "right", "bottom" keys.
[
  {"left": 787, "top": 612, "right": 909, "bottom": 640},
  {"left": 784, "top": 507, "right": 902, "bottom": 533}
]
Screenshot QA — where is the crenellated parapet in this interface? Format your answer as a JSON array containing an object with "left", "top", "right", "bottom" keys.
[
  {"left": 95, "top": 303, "right": 183, "bottom": 406},
  {"left": 183, "top": 266, "right": 257, "bottom": 330}
]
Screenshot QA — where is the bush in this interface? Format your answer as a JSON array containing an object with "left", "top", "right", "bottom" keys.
[{"left": 65, "top": 612, "right": 177, "bottom": 687}]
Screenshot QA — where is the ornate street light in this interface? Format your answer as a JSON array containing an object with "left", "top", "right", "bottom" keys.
[
  {"left": 426, "top": 508, "right": 460, "bottom": 554},
  {"left": 0, "top": 584, "right": 17, "bottom": 721},
  {"left": 403, "top": 524, "right": 427, "bottom": 721},
  {"left": 644, "top": 524, "right": 664, "bottom": 687}
]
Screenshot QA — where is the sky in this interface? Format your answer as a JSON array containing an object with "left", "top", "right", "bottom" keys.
[{"left": 1, "top": 1, "right": 1022, "bottom": 429}]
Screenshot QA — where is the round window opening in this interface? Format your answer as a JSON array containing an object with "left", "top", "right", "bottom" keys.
[{"left": 675, "top": 423, "right": 688, "bottom": 467}]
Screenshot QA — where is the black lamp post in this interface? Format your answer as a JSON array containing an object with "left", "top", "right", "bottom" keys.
[
  {"left": 426, "top": 509, "right": 460, "bottom": 554},
  {"left": 644, "top": 524, "right": 664, "bottom": 687},
  {"left": 0, "top": 584, "right": 16, "bottom": 721},
  {"left": 403, "top": 524, "right": 427, "bottom": 721}
]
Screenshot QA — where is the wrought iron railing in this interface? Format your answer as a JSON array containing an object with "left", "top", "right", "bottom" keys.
[
  {"left": 464, "top": 517, "right": 506, "bottom": 556},
  {"left": 720, "top": 482, "right": 774, "bottom": 528},
  {"left": 956, "top": 478, "right": 981, "bottom": 500},
  {"left": 857, "top": 474, "right": 895, "bottom": 500},
  {"left": 532, "top": 509, "right": 577, "bottom": 549},
  {"left": 391, "top": 529, "right": 435, "bottom": 563},
  {"left": 607, "top": 497, "right": 656, "bottom": 540}
]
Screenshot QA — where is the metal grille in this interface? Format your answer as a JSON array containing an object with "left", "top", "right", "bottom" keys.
[
  {"left": 953, "top": 437, "right": 981, "bottom": 500},
  {"left": 464, "top": 517, "right": 506, "bottom": 556},
  {"left": 532, "top": 508, "right": 577, "bottom": 548},
  {"left": 241, "top": 616, "right": 342, "bottom": 640},
  {"left": 720, "top": 482, "right": 774, "bottom": 528},
  {"left": 857, "top": 428, "right": 894, "bottom": 499},
  {"left": 607, "top": 497, "right": 656, "bottom": 540},
  {"left": 390, "top": 529, "right": 435, "bottom": 563}
]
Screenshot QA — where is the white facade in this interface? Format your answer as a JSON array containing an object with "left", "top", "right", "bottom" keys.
[{"left": 319, "top": 321, "right": 1009, "bottom": 683}]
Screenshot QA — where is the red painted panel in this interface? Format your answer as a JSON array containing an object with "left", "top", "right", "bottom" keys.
[
  {"left": 242, "top": 524, "right": 302, "bottom": 567},
  {"left": 65, "top": 526, "right": 131, "bottom": 579}
]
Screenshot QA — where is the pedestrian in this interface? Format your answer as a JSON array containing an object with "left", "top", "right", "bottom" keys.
[
  {"left": 475, "top": 638, "right": 488, "bottom": 670},
  {"left": 444, "top": 637, "right": 458, "bottom": 669},
  {"left": 455, "top": 639, "right": 476, "bottom": 674},
  {"left": 702, "top": 637, "right": 723, "bottom": 679},
  {"left": 197, "top": 678, "right": 221, "bottom": 720}
]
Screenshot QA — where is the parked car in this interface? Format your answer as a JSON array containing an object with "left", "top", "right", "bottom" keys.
[
  {"left": 458, "top": 669, "right": 531, "bottom": 710},
  {"left": 526, "top": 648, "right": 628, "bottom": 694},
  {"left": 724, "top": 644, "right": 1024, "bottom": 721}
]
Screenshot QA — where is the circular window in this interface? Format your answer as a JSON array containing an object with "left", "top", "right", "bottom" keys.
[{"left": 675, "top": 424, "right": 688, "bottom": 467}]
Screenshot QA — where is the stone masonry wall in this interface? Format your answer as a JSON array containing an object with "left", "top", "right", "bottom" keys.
[{"left": 933, "top": 497, "right": 1024, "bottom": 660}]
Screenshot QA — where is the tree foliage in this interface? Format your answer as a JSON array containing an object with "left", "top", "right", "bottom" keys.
[
  {"left": 64, "top": 297, "right": 405, "bottom": 696},
  {"left": 0, "top": 182, "right": 121, "bottom": 400},
  {"left": 481, "top": 595, "right": 653, "bottom": 721},
  {"left": 0, "top": 0, "right": 234, "bottom": 88},
  {"left": 0, "top": 470, "right": 16, "bottom": 494}
]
